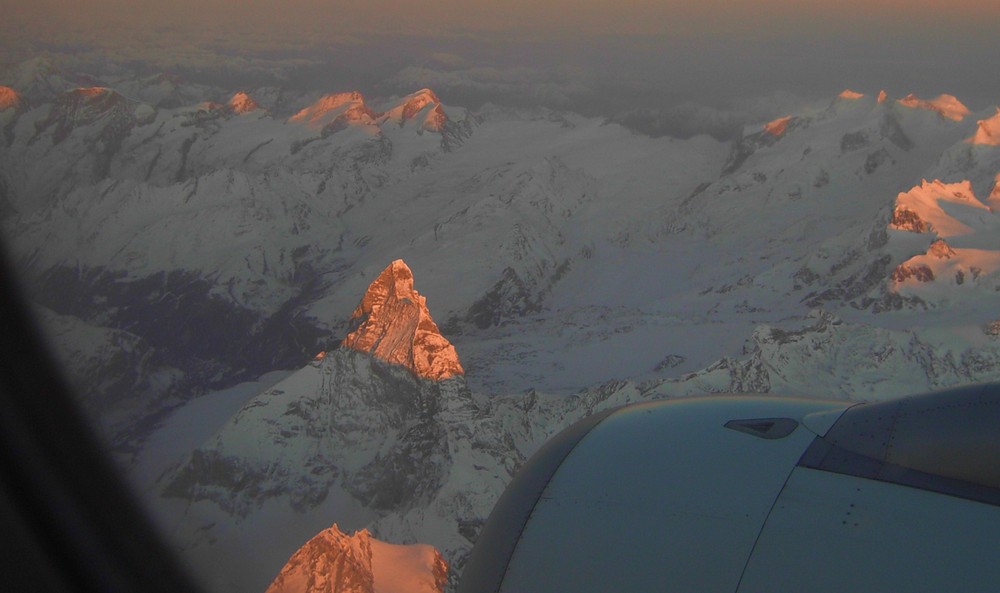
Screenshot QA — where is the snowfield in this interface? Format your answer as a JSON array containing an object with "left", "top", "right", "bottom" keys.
[{"left": 4, "top": 58, "right": 1000, "bottom": 592}]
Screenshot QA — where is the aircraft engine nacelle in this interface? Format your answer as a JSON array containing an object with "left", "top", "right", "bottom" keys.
[{"left": 458, "top": 384, "right": 1000, "bottom": 593}]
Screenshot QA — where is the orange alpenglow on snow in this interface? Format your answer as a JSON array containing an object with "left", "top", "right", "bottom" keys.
[
  {"left": 422, "top": 104, "right": 448, "bottom": 133},
  {"left": 399, "top": 88, "right": 440, "bottom": 122},
  {"left": 227, "top": 91, "right": 260, "bottom": 114},
  {"left": 897, "top": 93, "right": 970, "bottom": 121},
  {"left": 342, "top": 259, "right": 464, "bottom": 380},
  {"left": 763, "top": 115, "right": 793, "bottom": 136},
  {"left": 0, "top": 86, "right": 23, "bottom": 111},
  {"left": 877, "top": 90, "right": 889, "bottom": 104},
  {"left": 288, "top": 91, "right": 373, "bottom": 129},
  {"left": 382, "top": 89, "right": 449, "bottom": 131},
  {"left": 966, "top": 108, "right": 1000, "bottom": 146},
  {"left": 838, "top": 89, "right": 864, "bottom": 100},
  {"left": 265, "top": 524, "right": 448, "bottom": 593},
  {"left": 889, "top": 179, "right": 989, "bottom": 237}
]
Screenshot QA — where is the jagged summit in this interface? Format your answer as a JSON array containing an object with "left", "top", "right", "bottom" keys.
[
  {"left": 227, "top": 91, "right": 260, "bottom": 114},
  {"left": 289, "top": 91, "right": 375, "bottom": 130},
  {"left": 838, "top": 89, "right": 864, "bottom": 100},
  {"left": 403, "top": 88, "right": 440, "bottom": 112},
  {"left": 0, "top": 86, "right": 25, "bottom": 112},
  {"left": 421, "top": 104, "right": 448, "bottom": 133},
  {"left": 967, "top": 108, "right": 1000, "bottom": 146},
  {"left": 393, "top": 88, "right": 440, "bottom": 121},
  {"left": 763, "top": 115, "right": 793, "bottom": 136},
  {"left": 886, "top": 179, "right": 1000, "bottom": 296},
  {"left": 342, "top": 260, "right": 464, "bottom": 381},
  {"left": 285, "top": 88, "right": 450, "bottom": 136},
  {"left": 889, "top": 179, "right": 989, "bottom": 237},
  {"left": 265, "top": 523, "right": 447, "bottom": 593},
  {"left": 897, "top": 93, "right": 970, "bottom": 121},
  {"left": 381, "top": 88, "right": 449, "bottom": 132}
]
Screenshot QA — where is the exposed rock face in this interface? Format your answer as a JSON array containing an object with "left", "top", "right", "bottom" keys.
[
  {"left": 897, "top": 93, "right": 970, "bottom": 121},
  {"left": 265, "top": 524, "right": 447, "bottom": 593},
  {"left": 227, "top": 91, "right": 260, "bottom": 114},
  {"left": 343, "top": 260, "right": 464, "bottom": 381},
  {"left": 289, "top": 92, "right": 377, "bottom": 130},
  {"left": 422, "top": 104, "right": 448, "bottom": 133},
  {"left": 0, "top": 86, "right": 25, "bottom": 112},
  {"left": 399, "top": 89, "right": 441, "bottom": 123},
  {"left": 888, "top": 179, "right": 988, "bottom": 237},
  {"left": 162, "top": 346, "right": 473, "bottom": 516},
  {"left": 892, "top": 263, "right": 935, "bottom": 283},
  {"left": 928, "top": 239, "right": 956, "bottom": 259},
  {"left": 890, "top": 206, "right": 928, "bottom": 232}
]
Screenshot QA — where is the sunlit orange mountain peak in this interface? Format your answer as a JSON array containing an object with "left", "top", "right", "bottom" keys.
[
  {"left": 889, "top": 179, "right": 987, "bottom": 236},
  {"left": 265, "top": 523, "right": 447, "bottom": 593},
  {"left": 838, "top": 89, "right": 864, "bottom": 100},
  {"left": 289, "top": 91, "right": 376, "bottom": 130},
  {"left": 887, "top": 179, "right": 1000, "bottom": 293},
  {"left": 227, "top": 91, "right": 260, "bottom": 114},
  {"left": 382, "top": 88, "right": 448, "bottom": 131},
  {"left": 421, "top": 104, "right": 448, "bottom": 133},
  {"left": 398, "top": 88, "right": 440, "bottom": 120},
  {"left": 877, "top": 90, "right": 889, "bottom": 104},
  {"left": 342, "top": 259, "right": 464, "bottom": 381},
  {"left": 966, "top": 108, "right": 1000, "bottom": 146},
  {"left": 897, "top": 93, "right": 970, "bottom": 121},
  {"left": 763, "top": 115, "right": 793, "bottom": 136},
  {"left": 0, "top": 86, "right": 25, "bottom": 111}
]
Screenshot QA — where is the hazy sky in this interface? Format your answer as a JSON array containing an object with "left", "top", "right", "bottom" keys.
[
  {"left": 7, "top": 0, "right": 999, "bottom": 36},
  {"left": 3, "top": 0, "right": 1000, "bottom": 132}
]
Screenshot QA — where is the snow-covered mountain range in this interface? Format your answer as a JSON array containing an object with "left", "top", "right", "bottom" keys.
[{"left": 4, "top": 57, "right": 1000, "bottom": 592}]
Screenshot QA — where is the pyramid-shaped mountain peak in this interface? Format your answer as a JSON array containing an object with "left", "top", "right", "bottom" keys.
[{"left": 342, "top": 259, "right": 464, "bottom": 381}]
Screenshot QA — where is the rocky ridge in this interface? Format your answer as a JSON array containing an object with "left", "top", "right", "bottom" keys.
[
  {"left": 158, "top": 262, "right": 1000, "bottom": 593},
  {"left": 5, "top": 57, "right": 1000, "bottom": 591},
  {"left": 265, "top": 524, "right": 447, "bottom": 593}
]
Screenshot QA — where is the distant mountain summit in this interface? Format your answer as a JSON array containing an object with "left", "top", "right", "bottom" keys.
[
  {"left": 265, "top": 524, "right": 447, "bottom": 593},
  {"left": 897, "top": 93, "right": 970, "bottom": 121},
  {"left": 290, "top": 91, "right": 376, "bottom": 130},
  {"left": 343, "top": 260, "right": 464, "bottom": 381},
  {"left": 227, "top": 91, "right": 260, "bottom": 114},
  {"left": 0, "top": 86, "right": 25, "bottom": 112},
  {"left": 382, "top": 89, "right": 448, "bottom": 132}
]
